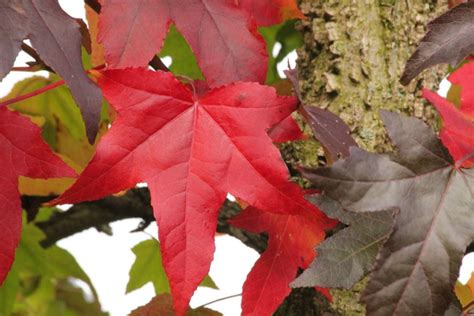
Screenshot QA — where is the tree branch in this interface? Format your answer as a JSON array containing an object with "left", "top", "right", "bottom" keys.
[
  {"left": 29, "top": 188, "right": 350, "bottom": 314},
  {"left": 20, "top": 43, "right": 53, "bottom": 72},
  {"left": 84, "top": 0, "right": 101, "bottom": 14},
  {"left": 36, "top": 189, "right": 152, "bottom": 247},
  {"left": 34, "top": 188, "right": 267, "bottom": 252}
]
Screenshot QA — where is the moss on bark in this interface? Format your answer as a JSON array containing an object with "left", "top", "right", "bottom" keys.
[{"left": 295, "top": 0, "right": 447, "bottom": 154}]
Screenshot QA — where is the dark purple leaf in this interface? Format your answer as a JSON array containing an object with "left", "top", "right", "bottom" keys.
[
  {"left": 401, "top": 0, "right": 474, "bottom": 85},
  {"left": 291, "top": 195, "right": 395, "bottom": 289},
  {"left": 0, "top": 0, "right": 102, "bottom": 142},
  {"left": 0, "top": 2, "right": 27, "bottom": 81},
  {"left": 300, "top": 106, "right": 358, "bottom": 160},
  {"left": 301, "top": 110, "right": 474, "bottom": 315},
  {"left": 284, "top": 68, "right": 357, "bottom": 161}
]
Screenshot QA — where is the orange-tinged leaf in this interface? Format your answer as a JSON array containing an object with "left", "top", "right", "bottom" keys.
[
  {"left": 230, "top": 206, "right": 335, "bottom": 316},
  {"left": 455, "top": 272, "right": 474, "bottom": 310},
  {"left": 85, "top": 4, "right": 105, "bottom": 67},
  {"left": 18, "top": 125, "right": 99, "bottom": 196},
  {"left": 238, "top": 0, "right": 305, "bottom": 26},
  {"left": 455, "top": 281, "right": 473, "bottom": 308},
  {"left": 449, "top": 0, "right": 468, "bottom": 8},
  {"left": 277, "top": 0, "right": 305, "bottom": 21},
  {"left": 18, "top": 154, "right": 82, "bottom": 197}
]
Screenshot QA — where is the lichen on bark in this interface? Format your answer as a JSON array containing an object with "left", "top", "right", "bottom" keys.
[{"left": 296, "top": 0, "right": 447, "bottom": 154}]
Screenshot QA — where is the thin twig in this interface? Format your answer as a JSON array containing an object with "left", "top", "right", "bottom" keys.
[
  {"left": 0, "top": 79, "right": 65, "bottom": 107},
  {"left": 84, "top": 0, "right": 102, "bottom": 14},
  {"left": 21, "top": 43, "right": 42, "bottom": 63},
  {"left": 11, "top": 66, "right": 38, "bottom": 72},
  {"left": 20, "top": 43, "right": 53, "bottom": 72},
  {"left": 149, "top": 55, "right": 170, "bottom": 72},
  {"left": 195, "top": 294, "right": 242, "bottom": 309}
]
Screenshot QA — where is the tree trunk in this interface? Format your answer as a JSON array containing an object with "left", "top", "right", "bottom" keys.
[
  {"left": 296, "top": 0, "right": 447, "bottom": 153},
  {"left": 280, "top": 0, "right": 448, "bottom": 314}
]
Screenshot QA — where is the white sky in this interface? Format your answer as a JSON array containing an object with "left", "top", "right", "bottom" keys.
[{"left": 0, "top": 1, "right": 472, "bottom": 315}]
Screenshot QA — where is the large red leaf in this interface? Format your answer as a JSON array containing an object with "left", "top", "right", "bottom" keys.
[
  {"left": 237, "top": 0, "right": 305, "bottom": 27},
  {"left": 99, "top": 0, "right": 267, "bottom": 87},
  {"left": 230, "top": 205, "right": 335, "bottom": 316},
  {"left": 423, "top": 62, "right": 474, "bottom": 167},
  {"left": 53, "top": 68, "right": 320, "bottom": 315},
  {"left": 0, "top": 107, "right": 76, "bottom": 285},
  {"left": 268, "top": 115, "right": 305, "bottom": 143}
]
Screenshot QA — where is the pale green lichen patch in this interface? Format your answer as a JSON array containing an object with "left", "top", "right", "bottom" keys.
[
  {"left": 330, "top": 278, "right": 368, "bottom": 315},
  {"left": 296, "top": 0, "right": 447, "bottom": 153}
]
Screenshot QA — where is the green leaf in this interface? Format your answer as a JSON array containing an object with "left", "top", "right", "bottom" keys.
[
  {"left": 55, "top": 280, "right": 107, "bottom": 316},
  {"left": 127, "top": 239, "right": 217, "bottom": 294},
  {"left": 259, "top": 20, "right": 303, "bottom": 84},
  {"left": 159, "top": 26, "right": 204, "bottom": 80},
  {"left": 200, "top": 273, "right": 217, "bottom": 290},
  {"left": 5, "top": 75, "right": 86, "bottom": 147},
  {"left": 15, "top": 223, "right": 57, "bottom": 276},
  {"left": 0, "top": 265, "right": 19, "bottom": 316},
  {"left": 45, "top": 246, "right": 99, "bottom": 299},
  {"left": 2, "top": 216, "right": 105, "bottom": 316},
  {"left": 15, "top": 219, "right": 98, "bottom": 299},
  {"left": 5, "top": 76, "right": 111, "bottom": 197}
]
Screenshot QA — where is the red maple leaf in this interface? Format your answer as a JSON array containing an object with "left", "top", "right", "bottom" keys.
[
  {"left": 231, "top": 205, "right": 335, "bottom": 316},
  {"left": 53, "top": 68, "right": 322, "bottom": 315},
  {"left": 423, "top": 62, "right": 474, "bottom": 167},
  {"left": 0, "top": 107, "right": 76, "bottom": 284},
  {"left": 237, "top": 0, "right": 305, "bottom": 26},
  {"left": 268, "top": 115, "right": 306, "bottom": 143},
  {"left": 99, "top": 0, "right": 267, "bottom": 87}
]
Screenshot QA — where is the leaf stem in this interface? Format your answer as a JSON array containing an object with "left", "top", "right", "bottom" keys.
[
  {"left": 455, "top": 152, "right": 474, "bottom": 169},
  {"left": 21, "top": 43, "right": 53, "bottom": 72},
  {"left": 195, "top": 293, "right": 242, "bottom": 309},
  {"left": 11, "top": 66, "right": 38, "bottom": 72},
  {"left": 0, "top": 79, "right": 65, "bottom": 108},
  {"left": 85, "top": 0, "right": 102, "bottom": 13}
]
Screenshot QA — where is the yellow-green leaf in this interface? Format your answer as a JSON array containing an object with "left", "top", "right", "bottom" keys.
[{"left": 127, "top": 239, "right": 217, "bottom": 295}]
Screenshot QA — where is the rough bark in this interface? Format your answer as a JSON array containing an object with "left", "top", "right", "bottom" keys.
[
  {"left": 282, "top": 0, "right": 448, "bottom": 174},
  {"left": 33, "top": 189, "right": 267, "bottom": 252}
]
